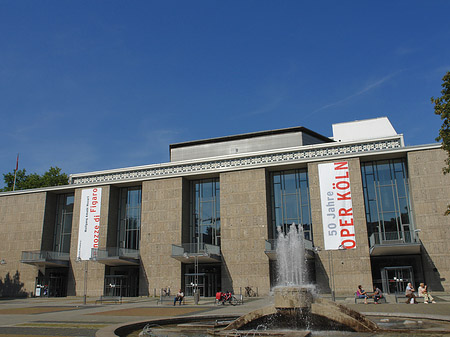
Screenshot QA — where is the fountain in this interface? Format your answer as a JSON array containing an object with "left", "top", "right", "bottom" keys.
[
  {"left": 222, "top": 224, "right": 378, "bottom": 334},
  {"left": 116, "top": 223, "right": 450, "bottom": 337}
]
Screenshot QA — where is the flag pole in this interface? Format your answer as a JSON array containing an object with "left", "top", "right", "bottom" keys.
[{"left": 13, "top": 154, "right": 19, "bottom": 191}]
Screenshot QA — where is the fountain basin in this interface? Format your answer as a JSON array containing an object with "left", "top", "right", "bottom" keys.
[{"left": 274, "top": 286, "right": 313, "bottom": 310}]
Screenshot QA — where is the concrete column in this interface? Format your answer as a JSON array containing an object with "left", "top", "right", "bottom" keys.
[
  {"left": 220, "top": 168, "right": 270, "bottom": 295},
  {"left": 0, "top": 192, "right": 47, "bottom": 296},
  {"left": 69, "top": 186, "right": 109, "bottom": 297},
  {"left": 308, "top": 158, "right": 372, "bottom": 295},
  {"left": 408, "top": 149, "right": 450, "bottom": 291},
  {"left": 141, "top": 178, "right": 184, "bottom": 295}
]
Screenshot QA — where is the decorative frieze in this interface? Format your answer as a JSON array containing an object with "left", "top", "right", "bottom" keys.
[{"left": 70, "top": 137, "right": 403, "bottom": 185}]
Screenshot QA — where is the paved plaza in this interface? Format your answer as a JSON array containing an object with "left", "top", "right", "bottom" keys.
[{"left": 0, "top": 294, "right": 450, "bottom": 337}]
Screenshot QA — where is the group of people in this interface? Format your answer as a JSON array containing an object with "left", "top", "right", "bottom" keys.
[
  {"left": 357, "top": 282, "right": 436, "bottom": 304},
  {"left": 356, "top": 285, "right": 383, "bottom": 304},
  {"left": 405, "top": 282, "right": 436, "bottom": 304},
  {"left": 215, "top": 291, "right": 233, "bottom": 305}
]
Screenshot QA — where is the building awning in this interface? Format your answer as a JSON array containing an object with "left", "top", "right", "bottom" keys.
[
  {"left": 368, "top": 231, "right": 422, "bottom": 256},
  {"left": 21, "top": 251, "right": 69, "bottom": 268},
  {"left": 171, "top": 243, "right": 222, "bottom": 263},
  {"left": 370, "top": 243, "right": 421, "bottom": 256},
  {"left": 92, "top": 248, "right": 140, "bottom": 266}
]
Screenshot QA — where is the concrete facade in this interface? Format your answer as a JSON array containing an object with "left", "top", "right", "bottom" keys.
[
  {"left": 408, "top": 149, "right": 450, "bottom": 291},
  {"left": 1, "top": 119, "right": 450, "bottom": 299},
  {"left": 309, "top": 158, "right": 373, "bottom": 295},
  {"left": 0, "top": 193, "right": 47, "bottom": 296},
  {"left": 220, "top": 168, "right": 270, "bottom": 295}
]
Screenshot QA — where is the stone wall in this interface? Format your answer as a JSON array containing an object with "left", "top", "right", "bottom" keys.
[
  {"left": 0, "top": 192, "right": 47, "bottom": 296},
  {"left": 408, "top": 149, "right": 450, "bottom": 291},
  {"left": 220, "top": 168, "right": 270, "bottom": 295},
  {"left": 141, "top": 178, "right": 184, "bottom": 295},
  {"left": 308, "top": 158, "right": 373, "bottom": 295}
]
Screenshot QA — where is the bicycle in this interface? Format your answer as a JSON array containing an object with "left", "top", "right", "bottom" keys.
[{"left": 245, "top": 286, "right": 256, "bottom": 297}]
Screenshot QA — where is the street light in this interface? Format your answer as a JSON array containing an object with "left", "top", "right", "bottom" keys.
[{"left": 184, "top": 252, "right": 199, "bottom": 304}]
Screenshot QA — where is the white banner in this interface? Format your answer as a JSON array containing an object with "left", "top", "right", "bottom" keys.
[
  {"left": 318, "top": 162, "right": 356, "bottom": 250},
  {"left": 77, "top": 188, "right": 102, "bottom": 260}
]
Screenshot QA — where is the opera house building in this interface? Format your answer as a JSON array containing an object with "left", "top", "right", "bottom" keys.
[{"left": 1, "top": 117, "right": 449, "bottom": 299}]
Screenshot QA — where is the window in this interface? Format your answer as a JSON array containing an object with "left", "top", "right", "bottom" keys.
[
  {"left": 270, "top": 169, "right": 312, "bottom": 241},
  {"left": 361, "top": 159, "right": 413, "bottom": 240},
  {"left": 53, "top": 194, "right": 74, "bottom": 253},
  {"left": 190, "top": 178, "right": 220, "bottom": 247},
  {"left": 117, "top": 187, "right": 142, "bottom": 250}
]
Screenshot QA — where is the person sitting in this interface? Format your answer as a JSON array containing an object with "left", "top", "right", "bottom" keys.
[
  {"left": 372, "top": 285, "right": 383, "bottom": 304},
  {"left": 173, "top": 289, "right": 184, "bottom": 306},
  {"left": 356, "top": 285, "right": 368, "bottom": 304},
  {"left": 405, "top": 282, "right": 417, "bottom": 304},
  {"left": 418, "top": 283, "right": 436, "bottom": 304},
  {"left": 215, "top": 291, "right": 222, "bottom": 304}
]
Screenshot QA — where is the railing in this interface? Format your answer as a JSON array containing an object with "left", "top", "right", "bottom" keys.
[
  {"left": 265, "top": 238, "right": 313, "bottom": 252},
  {"left": 171, "top": 243, "right": 221, "bottom": 257},
  {"left": 21, "top": 250, "right": 70, "bottom": 261},
  {"left": 369, "top": 231, "right": 419, "bottom": 248},
  {"left": 92, "top": 247, "right": 140, "bottom": 260}
]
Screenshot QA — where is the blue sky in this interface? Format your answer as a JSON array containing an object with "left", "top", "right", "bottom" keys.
[{"left": 1, "top": 1, "right": 449, "bottom": 187}]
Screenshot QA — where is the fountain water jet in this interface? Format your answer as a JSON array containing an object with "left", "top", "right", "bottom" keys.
[
  {"left": 276, "top": 224, "right": 306, "bottom": 287},
  {"left": 224, "top": 224, "right": 378, "bottom": 334}
]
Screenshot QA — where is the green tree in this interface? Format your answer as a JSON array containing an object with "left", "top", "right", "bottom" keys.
[
  {"left": 431, "top": 71, "right": 450, "bottom": 215},
  {"left": 1, "top": 166, "right": 69, "bottom": 192}
]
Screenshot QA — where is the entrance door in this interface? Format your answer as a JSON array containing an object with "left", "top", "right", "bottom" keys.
[
  {"left": 104, "top": 275, "right": 127, "bottom": 297},
  {"left": 36, "top": 270, "right": 68, "bottom": 297},
  {"left": 381, "top": 266, "right": 414, "bottom": 294},
  {"left": 104, "top": 266, "right": 139, "bottom": 297},
  {"left": 184, "top": 264, "right": 220, "bottom": 297}
]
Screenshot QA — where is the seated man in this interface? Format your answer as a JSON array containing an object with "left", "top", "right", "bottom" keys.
[
  {"left": 372, "top": 285, "right": 383, "bottom": 304},
  {"left": 405, "top": 283, "right": 417, "bottom": 304},
  {"left": 173, "top": 289, "right": 184, "bottom": 306}
]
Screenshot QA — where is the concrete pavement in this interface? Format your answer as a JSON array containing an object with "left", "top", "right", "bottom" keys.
[{"left": 0, "top": 294, "right": 449, "bottom": 337}]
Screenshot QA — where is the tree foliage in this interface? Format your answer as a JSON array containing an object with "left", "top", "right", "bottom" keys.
[
  {"left": 1, "top": 166, "right": 69, "bottom": 192},
  {"left": 431, "top": 71, "right": 450, "bottom": 215}
]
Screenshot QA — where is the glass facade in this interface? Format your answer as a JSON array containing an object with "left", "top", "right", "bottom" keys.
[
  {"left": 190, "top": 178, "right": 220, "bottom": 247},
  {"left": 53, "top": 193, "right": 74, "bottom": 253},
  {"left": 117, "top": 187, "right": 142, "bottom": 250},
  {"left": 361, "top": 159, "right": 413, "bottom": 239},
  {"left": 270, "top": 169, "right": 312, "bottom": 240}
]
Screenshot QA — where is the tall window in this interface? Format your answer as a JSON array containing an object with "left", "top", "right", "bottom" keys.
[
  {"left": 118, "top": 187, "right": 142, "bottom": 250},
  {"left": 53, "top": 193, "right": 74, "bottom": 253},
  {"left": 190, "top": 178, "right": 220, "bottom": 247},
  {"left": 361, "top": 159, "right": 413, "bottom": 238},
  {"left": 271, "top": 169, "right": 312, "bottom": 240}
]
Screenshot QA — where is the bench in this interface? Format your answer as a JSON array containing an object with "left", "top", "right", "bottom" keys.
[
  {"left": 95, "top": 295, "right": 122, "bottom": 304},
  {"left": 354, "top": 293, "right": 386, "bottom": 304},
  {"left": 157, "top": 296, "right": 186, "bottom": 305},
  {"left": 395, "top": 293, "right": 424, "bottom": 303}
]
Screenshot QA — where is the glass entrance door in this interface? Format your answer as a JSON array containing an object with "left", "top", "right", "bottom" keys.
[
  {"left": 184, "top": 264, "right": 221, "bottom": 297},
  {"left": 104, "top": 275, "right": 127, "bottom": 297},
  {"left": 381, "top": 266, "right": 414, "bottom": 294},
  {"left": 36, "top": 270, "right": 68, "bottom": 297}
]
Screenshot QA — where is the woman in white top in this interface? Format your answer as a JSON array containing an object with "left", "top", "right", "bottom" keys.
[{"left": 418, "top": 283, "right": 436, "bottom": 303}]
